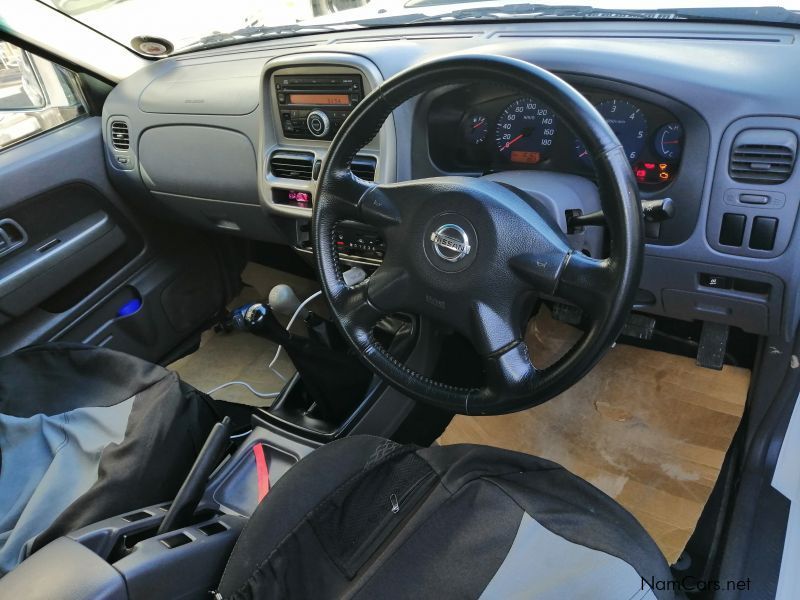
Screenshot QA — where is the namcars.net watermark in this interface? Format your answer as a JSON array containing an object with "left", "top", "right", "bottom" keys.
[{"left": 643, "top": 576, "right": 752, "bottom": 593}]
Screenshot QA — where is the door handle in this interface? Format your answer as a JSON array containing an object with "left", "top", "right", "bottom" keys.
[{"left": 0, "top": 219, "right": 28, "bottom": 259}]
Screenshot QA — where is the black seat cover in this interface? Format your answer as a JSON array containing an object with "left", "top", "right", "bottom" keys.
[{"left": 217, "top": 436, "right": 678, "bottom": 599}]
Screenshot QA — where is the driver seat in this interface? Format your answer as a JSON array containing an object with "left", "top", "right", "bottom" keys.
[{"left": 216, "top": 435, "right": 677, "bottom": 600}]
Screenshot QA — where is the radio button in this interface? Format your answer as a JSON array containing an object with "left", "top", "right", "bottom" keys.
[{"left": 307, "top": 110, "right": 331, "bottom": 138}]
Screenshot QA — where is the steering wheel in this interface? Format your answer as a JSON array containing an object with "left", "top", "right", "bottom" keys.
[{"left": 314, "top": 55, "right": 644, "bottom": 416}]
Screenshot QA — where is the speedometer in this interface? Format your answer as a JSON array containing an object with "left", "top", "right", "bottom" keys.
[{"left": 495, "top": 97, "right": 557, "bottom": 164}]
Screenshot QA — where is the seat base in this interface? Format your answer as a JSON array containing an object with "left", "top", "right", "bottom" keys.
[{"left": 218, "top": 435, "right": 677, "bottom": 600}]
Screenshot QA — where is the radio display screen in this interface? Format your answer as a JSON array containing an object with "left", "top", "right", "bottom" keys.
[{"left": 289, "top": 93, "right": 349, "bottom": 105}]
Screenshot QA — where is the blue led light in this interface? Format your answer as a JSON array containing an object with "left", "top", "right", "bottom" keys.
[{"left": 117, "top": 298, "right": 142, "bottom": 318}]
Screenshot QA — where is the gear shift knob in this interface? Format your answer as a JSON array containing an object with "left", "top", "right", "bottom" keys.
[{"left": 268, "top": 284, "right": 302, "bottom": 317}]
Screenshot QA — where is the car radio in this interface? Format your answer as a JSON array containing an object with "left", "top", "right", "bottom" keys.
[{"left": 274, "top": 74, "right": 363, "bottom": 140}]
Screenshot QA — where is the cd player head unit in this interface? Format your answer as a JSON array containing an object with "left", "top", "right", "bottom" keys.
[{"left": 274, "top": 74, "right": 363, "bottom": 140}]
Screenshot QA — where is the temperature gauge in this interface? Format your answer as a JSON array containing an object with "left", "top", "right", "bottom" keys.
[
  {"left": 463, "top": 114, "right": 489, "bottom": 145},
  {"left": 655, "top": 122, "right": 683, "bottom": 160}
]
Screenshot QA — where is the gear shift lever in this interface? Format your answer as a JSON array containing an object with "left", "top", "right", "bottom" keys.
[
  {"left": 216, "top": 271, "right": 373, "bottom": 421},
  {"left": 268, "top": 284, "right": 302, "bottom": 317}
]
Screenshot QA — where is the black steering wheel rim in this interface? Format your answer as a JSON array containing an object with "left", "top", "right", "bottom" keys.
[{"left": 314, "top": 54, "right": 644, "bottom": 415}]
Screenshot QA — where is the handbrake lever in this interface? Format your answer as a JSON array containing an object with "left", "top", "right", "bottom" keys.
[
  {"left": 157, "top": 416, "right": 231, "bottom": 534},
  {"left": 567, "top": 197, "right": 675, "bottom": 230}
]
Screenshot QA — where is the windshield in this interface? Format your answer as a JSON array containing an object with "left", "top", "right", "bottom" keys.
[{"left": 36, "top": 0, "right": 800, "bottom": 56}]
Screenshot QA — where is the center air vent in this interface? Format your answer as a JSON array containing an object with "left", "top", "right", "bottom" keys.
[
  {"left": 729, "top": 129, "right": 797, "bottom": 184},
  {"left": 269, "top": 151, "right": 314, "bottom": 180},
  {"left": 351, "top": 155, "right": 377, "bottom": 181},
  {"left": 110, "top": 120, "right": 130, "bottom": 151}
]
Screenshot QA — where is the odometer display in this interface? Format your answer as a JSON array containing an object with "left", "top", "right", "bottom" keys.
[{"left": 495, "top": 97, "right": 557, "bottom": 162}]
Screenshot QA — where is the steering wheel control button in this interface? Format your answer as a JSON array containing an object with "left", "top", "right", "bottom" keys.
[
  {"left": 431, "top": 224, "right": 471, "bottom": 262},
  {"left": 306, "top": 110, "right": 330, "bottom": 138},
  {"left": 424, "top": 214, "right": 478, "bottom": 273}
]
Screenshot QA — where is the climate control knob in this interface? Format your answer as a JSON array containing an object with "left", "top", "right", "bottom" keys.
[{"left": 306, "top": 110, "right": 331, "bottom": 138}]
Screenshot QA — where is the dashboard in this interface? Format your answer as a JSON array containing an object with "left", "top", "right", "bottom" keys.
[
  {"left": 427, "top": 84, "right": 683, "bottom": 189},
  {"left": 100, "top": 20, "right": 800, "bottom": 343}
]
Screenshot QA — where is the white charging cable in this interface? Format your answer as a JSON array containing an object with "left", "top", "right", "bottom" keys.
[
  {"left": 207, "top": 268, "right": 366, "bottom": 401},
  {"left": 206, "top": 380, "right": 280, "bottom": 398},
  {"left": 268, "top": 290, "right": 323, "bottom": 374},
  {"left": 206, "top": 290, "right": 322, "bottom": 399}
]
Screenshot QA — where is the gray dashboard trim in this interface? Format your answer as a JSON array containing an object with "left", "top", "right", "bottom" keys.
[
  {"left": 257, "top": 52, "right": 398, "bottom": 219},
  {"left": 101, "top": 21, "right": 800, "bottom": 340}
]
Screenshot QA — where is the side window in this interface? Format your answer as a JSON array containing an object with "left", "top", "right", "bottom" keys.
[{"left": 0, "top": 41, "right": 87, "bottom": 151}]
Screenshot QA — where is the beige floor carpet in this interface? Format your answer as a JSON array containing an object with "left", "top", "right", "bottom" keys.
[
  {"left": 172, "top": 265, "right": 749, "bottom": 562},
  {"left": 169, "top": 262, "right": 321, "bottom": 406},
  {"left": 439, "top": 308, "right": 751, "bottom": 562}
]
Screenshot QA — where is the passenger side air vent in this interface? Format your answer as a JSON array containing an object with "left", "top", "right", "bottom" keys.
[
  {"left": 729, "top": 129, "right": 797, "bottom": 184},
  {"left": 110, "top": 120, "right": 130, "bottom": 151},
  {"left": 269, "top": 151, "right": 314, "bottom": 180},
  {"left": 351, "top": 155, "right": 377, "bottom": 181}
]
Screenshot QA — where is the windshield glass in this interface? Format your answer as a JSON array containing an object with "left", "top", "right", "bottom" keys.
[{"left": 36, "top": 0, "right": 800, "bottom": 56}]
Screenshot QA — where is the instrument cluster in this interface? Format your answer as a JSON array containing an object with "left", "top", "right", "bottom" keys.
[{"left": 427, "top": 83, "right": 685, "bottom": 189}]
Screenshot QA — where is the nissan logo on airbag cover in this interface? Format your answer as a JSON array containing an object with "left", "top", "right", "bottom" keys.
[
  {"left": 431, "top": 224, "right": 471, "bottom": 262},
  {"left": 423, "top": 214, "right": 478, "bottom": 273}
]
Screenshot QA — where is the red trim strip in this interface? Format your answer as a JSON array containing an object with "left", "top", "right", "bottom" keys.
[{"left": 253, "top": 444, "right": 270, "bottom": 502}]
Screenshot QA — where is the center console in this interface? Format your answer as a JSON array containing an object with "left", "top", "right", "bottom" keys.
[
  {"left": 1, "top": 423, "right": 316, "bottom": 600},
  {"left": 257, "top": 53, "right": 397, "bottom": 222}
]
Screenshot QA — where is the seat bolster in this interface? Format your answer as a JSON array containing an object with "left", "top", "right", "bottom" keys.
[
  {"left": 419, "top": 443, "right": 676, "bottom": 599},
  {"left": 487, "top": 469, "right": 676, "bottom": 600}
]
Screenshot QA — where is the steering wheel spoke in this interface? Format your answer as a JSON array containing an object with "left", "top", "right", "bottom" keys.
[
  {"left": 366, "top": 265, "right": 411, "bottom": 313},
  {"left": 509, "top": 247, "right": 571, "bottom": 296},
  {"left": 555, "top": 252, "right": 617, "bottom": 319},
  {"left": 479, "top": 342, "right": 538, "bottom": 413},
  {"left": 357, "top": 185, "right": 404, "bottom": 230},
  {"left": 338, "top": 283, "right": 386, "bottom": 344},
  {"left": 470, "top": 300, "right": 524, "bottom": 356}
]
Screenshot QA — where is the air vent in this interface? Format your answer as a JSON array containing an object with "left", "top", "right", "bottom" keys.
[
  {"left": 111, "top": 121, "right": 131, "bottom": 150},
  {"left": 110, "top": 120, "right": 130, "bottom": 151},
  {"left": 269, "top": 151, "right": 314, "bottom": 180},
  {"left": 729, "top": 129, "right": 797, "bottom": 184},
  {"left": 351, "top": 155, "right": 377, "bottom": 181}
]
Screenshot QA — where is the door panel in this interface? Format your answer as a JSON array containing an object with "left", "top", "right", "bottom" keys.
[{"left": 0, "top": 115, "right": 240, "bottom": 362}]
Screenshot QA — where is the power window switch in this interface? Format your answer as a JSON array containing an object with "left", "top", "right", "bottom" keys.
[{"left": 749, "top": 217, "right": 778, "bottom": 251}]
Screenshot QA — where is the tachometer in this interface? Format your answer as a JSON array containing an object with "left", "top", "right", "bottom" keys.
[
  {"left": 495, "top": 97, "right": 557, "bottom": 164},
  {"left": 576, "top": 99, "right": 647, "bottom": 164},
  {"left": 597, "top": 99, "right": 647, "bottom": 162}
]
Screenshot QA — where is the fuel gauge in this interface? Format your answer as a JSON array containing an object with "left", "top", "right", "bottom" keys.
[
  {"left": 655, "top": 123, "right": 683, "bottom": 160},
  {"left": 463, "top": 115, "right": 489, "bottom": 145}
]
